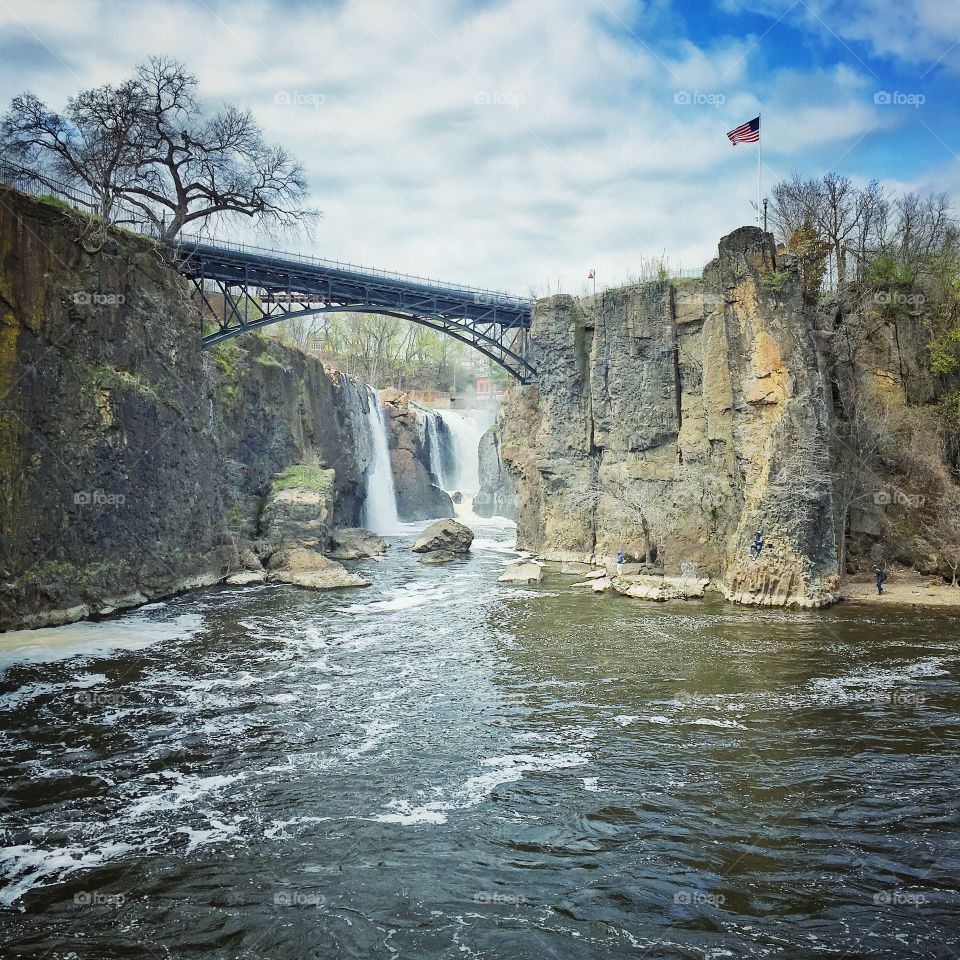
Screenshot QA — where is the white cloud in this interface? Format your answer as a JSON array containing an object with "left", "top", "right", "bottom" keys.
[
  {"left": 720, "top": 0, "right": 960, "bottom": 72},
  {"left": 0, "top": 0, "right": 950, "bottom": 295}
]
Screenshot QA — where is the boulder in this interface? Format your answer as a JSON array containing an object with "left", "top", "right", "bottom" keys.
[
  {"left": 497, "top": 560, "right": 543, "bottom": 583},
  {"left": 412, "top": 519, "right": 474, "bottom": 556},
  {"left": 611, "top": 574, "right": 709, "bottom": 601},
  {"left": 268, "top": 547, "right": 370, "bottom": 590},
  {"left": 328, "top": 527, "right": 388, "bottom": 560},
  {"left": 225, "top": 571, "right": 267, "bottom": 586},
  {"left": 260, "top": 466, "right": 336, "bottom": 555},
  {"left": 418, "top": 550, "right": 464, "bottom": 565},
  {"left": 591, "top": 577, "right": 613, "bottom": 593}
]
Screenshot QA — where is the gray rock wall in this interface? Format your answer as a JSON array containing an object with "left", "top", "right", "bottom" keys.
[
  {"left": 496, "top": 227, "right": 841, "bottom": 608},
  {"left": 0, "top": 189, "right": 375, "bottom": 629},
  {"left": 379, "top": 388, "right": 453, "bottom": 521}
]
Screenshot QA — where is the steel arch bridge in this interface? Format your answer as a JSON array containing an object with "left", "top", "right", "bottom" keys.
[
  {"left": 177, "top": 238, "right": 536, "bottom": 382},
  {"left": 0, "top": 163, "right": 537, "bottom": 380}
]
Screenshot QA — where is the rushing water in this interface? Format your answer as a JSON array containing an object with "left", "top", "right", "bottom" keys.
[
  {"left": 1, "top": 518, "right": 959, "bottom": 958},
  {"left": 434, "top": 409, "right": 492, "bottom": 496},
  {"left": 360, "top": 388, "right": 400, "bottom": 535}
]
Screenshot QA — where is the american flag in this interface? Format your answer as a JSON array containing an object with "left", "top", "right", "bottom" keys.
[{"left": 727, "top": 116, "right": 760, "bottom": 145}]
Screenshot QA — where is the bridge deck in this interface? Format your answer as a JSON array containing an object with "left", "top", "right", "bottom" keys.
[{"left": 177, "top": 237, "right": 533, "bottom": 331}]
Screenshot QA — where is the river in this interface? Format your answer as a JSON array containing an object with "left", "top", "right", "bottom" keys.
[{"left": 1, "top": 509, "right": 959, "bottom": 958}]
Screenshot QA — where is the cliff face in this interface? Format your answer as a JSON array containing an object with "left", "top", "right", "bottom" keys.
[
  {"left": 475, "top": 413, "right": 517, "bottom": 520},
  {"left": 0, "top": 189, "right": 375, "bottom": 629},
  {"left": 379, "top": 388, "right": 453, "bottom": 521},
  {"left": 491, "top": 227, "right": 840, "bottom": 607}
]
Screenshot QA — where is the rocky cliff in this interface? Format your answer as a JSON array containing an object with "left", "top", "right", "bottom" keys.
[
  {"left": 488, "top": 227, "right": 841, "bottom": 607},
  {"left": 0, "top": 189, "right": 378, "bottom": 629},
  {"left": 475, "top": 414, "right": 517, "bottom": 520},
  {"left": 379, "top": 388, "right": 454, "bottom": 521}
]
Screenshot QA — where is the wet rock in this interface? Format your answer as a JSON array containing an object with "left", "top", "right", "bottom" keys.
[
  {"left": 497, "top": 561, "right": 543, "bottom": 583},
  {"left": 268, "top": 546, "right": 370, "bottom": 589},
  {"left": 571, "top": 569, "right": 608, "bottom": 586},
  {"left": 551, "top": 561, "right": 599, "bottom": 576},
  {"left": 591, "top": 577, "right": 613, "bottom": 593},
  {"left": 612, "top": 575, "right": 709, "bottom": 601},
  {"left": 412, "top": 519, "right": 474, "bottom": 556},
  {"left": 328, "top": 527, "right": 388, "bottom": 560},
  {"left": 225, "top": 571, "right": 266, "bottom": 586},
  {"left": 379, "top": 389, "right": 454, "bottom": 521},
  {"left": 418, "top": 550, "right": 463, "bottom": 565}
]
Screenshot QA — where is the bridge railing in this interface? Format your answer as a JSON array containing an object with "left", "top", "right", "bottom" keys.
[
  {"left": 177, "top": 233, "right": 533, "bottom": 306},
  {"left": 0, "top": 162, "right": 164, "bottom": 237}
]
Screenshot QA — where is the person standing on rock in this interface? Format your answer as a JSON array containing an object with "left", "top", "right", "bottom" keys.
[
  {"left": 616, "top": 549, "right": 625, "bottom": 576},
  {"left": 875, "top": 566, "right": 887, "bottom": 595},
  {"left": 750, "top": 530, "right": 764, "bottom": 560}
]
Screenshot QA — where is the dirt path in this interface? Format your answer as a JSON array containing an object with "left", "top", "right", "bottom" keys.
[{"left": 840, "top": 566, "right": 960, "bottom": 609}]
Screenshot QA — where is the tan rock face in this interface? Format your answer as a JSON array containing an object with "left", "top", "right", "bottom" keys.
[
  {"left": 267, "top": 548, "right": 370, "bottom": 589},
  {"left": 611, "top": 574, "right": 709, "bottom": 601},
  {"left": 497, "top": 561, "right": 543, "bottom": 583},
  {"left": 497, "top": 227, "right": 839, "bottom": 608}
]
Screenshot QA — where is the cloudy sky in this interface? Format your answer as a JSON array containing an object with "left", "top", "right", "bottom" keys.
[{"left": 0, "top": 0, "right": 958, "bottom": 295}]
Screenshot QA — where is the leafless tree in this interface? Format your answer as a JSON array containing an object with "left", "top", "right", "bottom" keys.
[
  {"left": 771, "top": 172, "right": 883, "bottom": 286},
  {"left": 121, "top": 57, "right": 314, "bottom": 240},
  {"left": 2, "top": 84, "right": 144, "bottom": 220},
  {"left": 1, "top": 56, "right": 316, "bottom": 242}
]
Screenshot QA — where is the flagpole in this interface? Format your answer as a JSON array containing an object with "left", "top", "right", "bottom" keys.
[{"left": 757, "top": 113, "right": 762, "bottom": 229}]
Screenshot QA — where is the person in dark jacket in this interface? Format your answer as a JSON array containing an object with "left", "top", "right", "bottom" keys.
[
  {"left": 616, "top": 549, "right": 625, "bottom": 576},
  {"left": 875, "top": 566, "right": 887, "bottom": 595},
  {"left": 749, "top": 530, "right": 764, "bottom": 560}
]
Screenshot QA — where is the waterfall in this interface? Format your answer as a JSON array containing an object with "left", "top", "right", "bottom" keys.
[
  {"left": 423, "top": 413, "right": 447, "bottom": 488},
  {"left": 436, "top": 409, "right": 495, "bottom": 496},
  {"left": 360, "top": 387, "right": 400, "bottom": 534}
]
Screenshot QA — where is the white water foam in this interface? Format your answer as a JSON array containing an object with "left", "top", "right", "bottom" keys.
[
  {"left": 0, "top": 613, "right": 205, "bottom": 674},
  {"left": 0, "top": 841, "right": 136, "bottom": 908},
  {"left": 373, "top": 751, "right": 589, "bottom": 826}
]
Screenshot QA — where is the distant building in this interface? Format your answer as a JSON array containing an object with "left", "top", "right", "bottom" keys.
[{"left": 475, "top": 375, "right": 505, "bottom": 400}]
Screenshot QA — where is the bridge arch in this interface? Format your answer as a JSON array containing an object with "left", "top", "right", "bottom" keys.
[{"left": 180, "top": 240, "right": 536, "bottom": 383}]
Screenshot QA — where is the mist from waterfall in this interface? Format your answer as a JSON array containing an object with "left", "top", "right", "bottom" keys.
[{"left": 360, "top": 387, "right": 400, "bottom": 535}]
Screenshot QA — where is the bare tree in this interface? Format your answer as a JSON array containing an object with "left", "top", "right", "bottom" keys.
[
  {"left": 770, "top": 172, "right": 885, "bottom": 286},
  {"left": 2, "top": 56, "right": 316, "bottom": 241},
  {"left": 122, "top": 57, "right": 314, "bottom": 240},
  {"left": 2, "top": 84, "right": 144, "bottom": 220}
]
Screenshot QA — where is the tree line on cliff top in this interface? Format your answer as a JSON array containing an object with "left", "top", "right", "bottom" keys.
[
  {"left": 768, "top": 172, "right": 960, "bottom": 580},
  {"left": 768, "top": 172, "right": 960, "bottom": 375}
]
